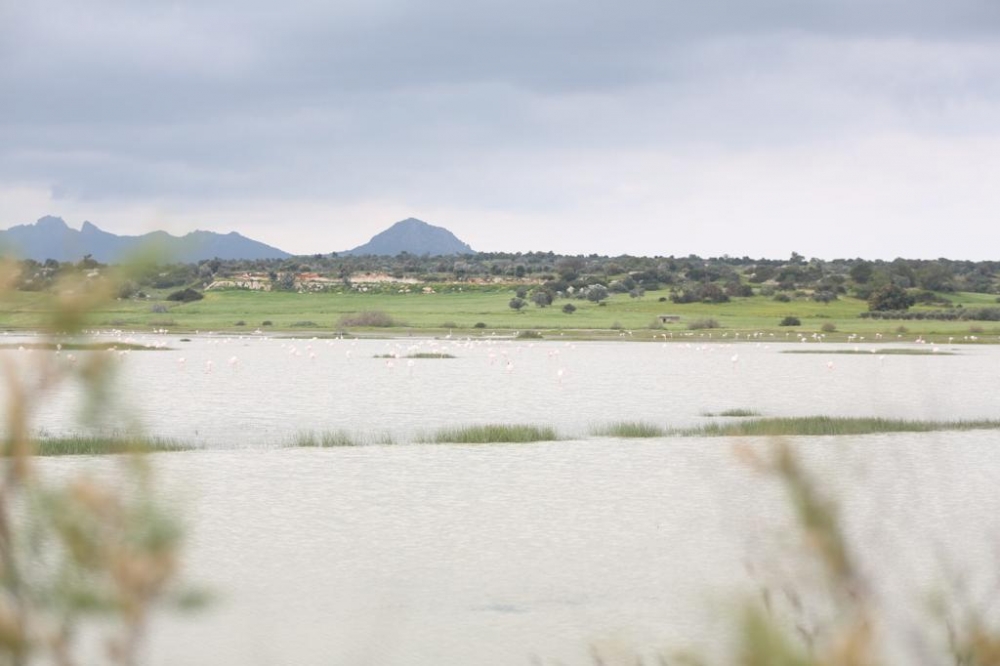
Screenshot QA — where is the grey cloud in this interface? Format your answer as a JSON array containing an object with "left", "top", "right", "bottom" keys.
[{"left": 2, "top": 0, "right": 999, "bottom": 254}]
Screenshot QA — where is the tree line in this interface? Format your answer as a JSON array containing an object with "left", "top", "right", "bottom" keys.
[{"left": 10, "top": 252, "right": 1000, "bottom": 309}]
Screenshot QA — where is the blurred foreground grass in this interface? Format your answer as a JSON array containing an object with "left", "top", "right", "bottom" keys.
[{"left": 0, "top": 258, "right": 196, "bottom": 665}]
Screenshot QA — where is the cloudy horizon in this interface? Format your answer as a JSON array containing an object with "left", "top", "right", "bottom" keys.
[{"left": 2, "top": 0, "right": 999, "bottom": 260}]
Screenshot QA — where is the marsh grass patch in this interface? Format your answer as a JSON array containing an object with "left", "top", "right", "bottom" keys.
[
  {"left": 291, "top": 430, "right": 395, "bottom": 447},
  {"left": 0, "top": 342, "right": 168, "bottom": 352},
  {"left": 591, "top": 421, "right": 665, "bottom": 438},
  {"left": 373, "top": 352, "right": 455, "bottom": 359},
  {"left": 783, "top": 348, "right": 956, "bottom": 356},
  {"left": 31, "top": 436, "right": 191, "bottom": 456},
  {"left": 702, "top": 409, "right": 762, "bottom": 417},
  {"left": 675, "top": 416, "right": 1000, "bottom": 437},
  {"left": 425, "top": 424, "right": 558, "bottom": 444}
]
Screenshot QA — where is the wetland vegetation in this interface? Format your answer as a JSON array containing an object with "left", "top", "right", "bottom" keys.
[
  {"left": 423, "top": 424, "right": 560, "bottom": 444},
  {"left": 2, "top": 252, "right": 999, "bottom": 341},
  {"left": 676, "top": 416, "right": 1000, "bottom": 437},
  {"left": 4, "top": 251, "right": 1000, "bottom": 665}
]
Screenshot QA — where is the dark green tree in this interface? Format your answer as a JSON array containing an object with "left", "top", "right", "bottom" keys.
[
  {"left": 508, "top": 297, "right": 527, "bottom": 312},
  {"left": 868, "top": 284, "right": 915, "bottom": 311}
]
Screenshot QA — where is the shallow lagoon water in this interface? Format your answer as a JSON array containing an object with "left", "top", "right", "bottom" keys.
[
  {"left": 10, "top": 334, "right": 1000, "bottom": 445},
  {"left": 10, "top": 335, "right": 1000, "bottom": 664}
]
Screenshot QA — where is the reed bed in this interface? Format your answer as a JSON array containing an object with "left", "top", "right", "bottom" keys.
[
  {"left": 425, "top": 424, "right": 558, "bottom": 444},
  {"left": 676, "top": 416, "right": 1000, "bottom": 437},
  {"left": 0, "top": 342, "right": 166, "bottom": 351},
  {"left": 591, "top": 421, "right": 665, "bottom": 438},
  {"left": 702, "top": 408, "right": 761, "bottom": 417},
  {"left": 291, "top": 430, "right": 395, "bottom": 447},
  {"left": 372, "top": 352, "right": 455, "bottom": 359},
  {"left": 782, "top": 348, "right": 955, "bottom": 355},
  {"left": 30, "top": 436, "right": 191, "bottom": 456}
]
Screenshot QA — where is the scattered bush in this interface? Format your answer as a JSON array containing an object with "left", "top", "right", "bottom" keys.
[
  {"left": 780, "top": 316, "right": 801, "bottom": 326},
  {"left": 338, "top": 311, "right": 396, "bottom": 327},
  {"left": 517, "top": 330, "right": 543, "bottom": 339},
  {"left": 773, "top": 293, "right": 791, "bottom": 302},
  {"left": 562, "top": 303, "right": 577, "bottom": 314},
  {"left": 234, "top": 320, "right": 246, "bottom": 326},
  {"left": 859, "top": 307, "right": 1000, "bottom": 322},
  {"left": 473, "top": 322, "right": 487, "bottom": 329},
  {"left": 868, "top": 284, "right": 915, "bottom": 311},
  {"left": 687, "top": 317, "right": 720, "bottom": 330},
  {"left": 671, "top": 283, "right": 730, "bottom": 304},
  {"left": 150, "top": 303, "right": 168, "bottom": 314},
  {"left": 166, "top": 288, "right": 203, "bottom": 303},
  {"left": 531, "top": 290, "right": 553, "bottom": 307},
  {"left": 821, "top": 322, "right": 837, "bottom": 333},
  {"left": 291, "top": 320, "right": 318, "bottom": 327},
  {"left": 261, "top": 320, "right": 273, "bottom": 326}
]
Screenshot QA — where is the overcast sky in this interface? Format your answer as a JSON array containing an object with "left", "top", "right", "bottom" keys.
[{"left": 1, "top": 0, "right": 998, "bottom": 259}]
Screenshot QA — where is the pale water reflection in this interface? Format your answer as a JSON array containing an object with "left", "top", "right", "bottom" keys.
[
  {"left": 11, "top": 336, "right": 1000, "bottom": 664},
  {"left": 7, "top": 335, "right": 1000, "bottom": 446},
  {"left": 35, "top": 432, "right": 1000, "bottom": 665}
]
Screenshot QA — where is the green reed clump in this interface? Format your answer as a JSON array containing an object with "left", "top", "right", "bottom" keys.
[
  {"left": 678, "top": 416, "right": 1000, "bottom": 437},
  {"left": 703, "top": 408, "right": 761, "bottom": 417},
  {"left": 292, "top": 430, "right": 395, "bottom": 447},
  {"left": 783, "top": 348, "right": 955, "bottom": 355},
  {"left": 0, "top": 342, "right": 167, "bottom": 351},
  {"left": 591, "top": 421, "right": 665, "bottom": 438},
  {"left": 427, "top": 424, "right": 558, "bottom": 444},
  {"left": 373, "top": 352, "right": 455, "bottom": 359},
  {"left": 32, "top": 436, "right": 191, "bottom": 456}
]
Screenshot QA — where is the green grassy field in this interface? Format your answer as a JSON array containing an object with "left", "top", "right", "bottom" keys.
[{"left": 1, "top": 287, "right": 998, "bottom": 341}]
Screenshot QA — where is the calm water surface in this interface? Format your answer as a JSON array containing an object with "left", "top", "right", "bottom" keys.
[
  {"left": 8, "top": 334, "right": 1000, "bottom": 445},
  {"left": 10, "top": 335, "right": 1000, "bottom": 664}
]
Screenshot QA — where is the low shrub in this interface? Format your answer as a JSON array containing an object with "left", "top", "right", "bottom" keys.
[
  {"left": 859, "top": 307, "right": 1000, "bottom": 322},
  {"left": 779, "top": 316, "right": 801, "bottom": 326},
  {"left": 338, "top": 311, "right": 396, "bottom": 327},
  {"left": 687, "top": 317, "right": 720, "bottom": 330},
  {"left": 166, "top": 288, "right": 203, "bottom": 303}
]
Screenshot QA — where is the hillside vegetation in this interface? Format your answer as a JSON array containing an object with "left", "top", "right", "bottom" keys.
[{"left": 3, "top": 252, "right": 999, "bottom": 339}]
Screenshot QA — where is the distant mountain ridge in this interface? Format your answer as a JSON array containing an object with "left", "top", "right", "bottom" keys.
[
  {"left": 0, "top": 216, "right": 292, "bottom": 263},
  {"left": 344, "top": 218, "right": 473, "bottom": 256}
]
